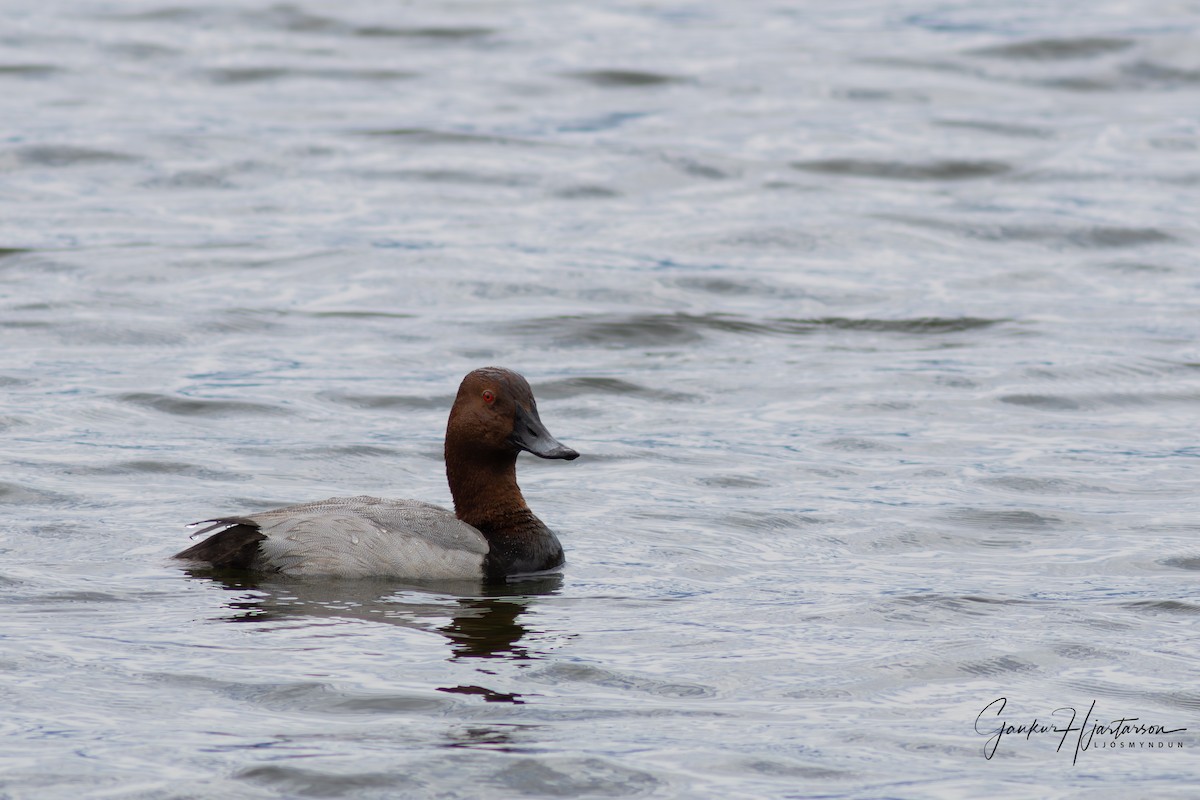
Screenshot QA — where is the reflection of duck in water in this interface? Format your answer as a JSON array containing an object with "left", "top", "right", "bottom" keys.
[
  {"left": 175, "top": 368, "right": 579, "bottom": 581},
  {"left": 184, "top": 569, "right": 564, "bottom": 665}
]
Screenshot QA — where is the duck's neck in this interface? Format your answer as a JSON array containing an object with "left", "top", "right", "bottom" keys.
[
  {"left": 445, "top": 450, "right": 563, "bottom": 579},
  {"left": 446, "top": 450, "right": 530, "bottom": 531}
]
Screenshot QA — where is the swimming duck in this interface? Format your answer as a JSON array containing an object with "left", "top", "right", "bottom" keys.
[{"left": 174, "top": 367, "right": 579, "bottom": 581}]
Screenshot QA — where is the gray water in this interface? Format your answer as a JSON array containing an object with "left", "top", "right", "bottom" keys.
[{"left": 2, "top": 1, "right": 1199, "bottom": 797}]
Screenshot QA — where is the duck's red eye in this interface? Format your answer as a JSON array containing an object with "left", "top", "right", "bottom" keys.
[{"left": 482, "top": 390, "right": 495, "bottom": 405}]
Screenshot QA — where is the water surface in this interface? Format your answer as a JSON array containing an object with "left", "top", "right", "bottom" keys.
[{"left": 2, "top": 1, "right": 1199, "bottom": 797}]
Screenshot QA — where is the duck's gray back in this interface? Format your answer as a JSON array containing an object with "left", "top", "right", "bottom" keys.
[{"left": 247, "top": 495, "right": 488, "bottom": 579}]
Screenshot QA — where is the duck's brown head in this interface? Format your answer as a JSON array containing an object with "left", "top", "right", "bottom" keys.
[{"left": 445, "top": 367, "right": 579, "bottom": 463}]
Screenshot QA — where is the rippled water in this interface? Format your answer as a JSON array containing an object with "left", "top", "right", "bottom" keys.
[{"left": 3, "top": 1, "right": 1200, "bottom": 797}]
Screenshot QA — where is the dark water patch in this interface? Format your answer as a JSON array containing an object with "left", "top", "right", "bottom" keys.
[
  {"left": 509, "top": 313, "right": 1001, "bottom": 347},
  {"left": 719, "top": 510, "right": 820, "bottom": 530},
  {"left": 533, "top": 376, "right": 689, "bottom": 402},
  {"left": 29, "top": 591, "right": 127, "bottom": 604},
  {"left": 101, "top": 6, "right": 206, "bottom": 22},
  {"left": 884, "top": 214, "right": 1177, "bottom": 249},
  {"left": 327, "top": 693, "right": 452, "bottom": 714},
  {"left": 217, "top": 677, "right": 449, "bottom": 714},
  {"left": 857, "top": 55, "right": 971, "bottom": 77},
  {"left": 818, "top": 437, "right": 898, "bottom": 452},
  {"left": 888, "top": 594, "right": 1034, "bottom": 620},
  {"left": 117, "top": 392, "right": 285, "bottom": 417},
  {"left": 969, "top": 37, "right": 1133, "bottom": 61},
  {"left": 491, "top": 757, "right": 660, "bottom": 797},
  {"left": 673, "top": 276, "right": 776, "bottom": 296},
  {"left": 834, "top": 86, "right": 927, "bottom": 103},
  {"left": 360, "top": 128, "right": 536, "bottom": 148},
  {"left": 0, "top": 64, "right": 59, "bottom": 77},
  {"left": 354, "top": 25, "right": 497, "bottom": 40},
  {"left": 243, "top": 4, "right": 343, "bottom": 33},
  {"left": 1, "top": 318, "right": 52, "bottom": 329},
  {"left": 1062, "top": 676, "right": 1181, "bottom": 706},
  {"left": 106, "top": 42, "right": 179, "bottom": 60},
  {"left": 1096, "top": 391, "right": 1200, "bottom": 407},
  {"left": 726, "top": 230, "right": 819, "bottom": 252},
  {"left": 1148, "top": 136, "right": 1199, "bottom": 152},
  {"left": 369, "top": 168, "right": 533, "bottom": 187},
  {"left": 949, "top": 508, "right": 1061, "bottom": 530},
  {"left": 960, "top": 655, "right": 1039, "bottom": 677},
  {"left": 207, "top": 67, "right": 286, "bottom": 86},
  {"left": 556, "top": 111, "right": 647, "bottom": 134},
  {"left": 145, "top": 160, "right": 290, "bottom": 191},
  {"left": 55, "top": 322, "right": 188, "bottom": 347},
  {"left": 6, "top": 145, "right": 138, "bottom": 168},
  {"left": 145, "top": 169, "right": 234, "bottom": 189},
  {"left": 935, "top": 375, "right": 977, "bottom": 389},
  {"left": 110, "top": 4, "right": 494, "bottom": 42},
  {"left": 532, "top": 662, "right": 714, "bottom": 698},
  {"left": 1038, "top": 61, "right": 1200, "bottom": 93},
  {"left": 1039, "top": 75, "right": 1118, "bottom": 92},
  {"left": 660, "top": 154, "right": 730, "bottom": 179},
  {"left": 312, "top": 68, "right": 417, "bottom": 83},
  {"left": 1054, "top": 643, "right": 1106, "bottom": 660},
  {"left": 979, "top": 476, "right": 1114, "bottom": 495},
  {"left": 699, "top": 475, "right": 772, "bottom": 489},
  {"left": 1122, "top": 60, "right": 1200, "bottom": 88},
  {"left": 239, "top": 765, "right": 418, "bottom": 797},
  {"left": 0, "top": 482, "right": 67, "bottom": 505},
  {"left": 204, "top": 308, "right": 287, "bottom": 334},
  {"left": 1044, "top": 226, "right": 1172, "bottom": 248},
  {"left": 1001, "top": 391, "right": 1200, "bottom": 412},
  {"left": 959, "top": 595, "right": 1032, "bottom": 606},
  {"left": 1123, "top": 600, "right": 1200, "bottom": 615},
  {"left": 151, "top": 673, "right": 443, "bottom": 714},
  {"left": 935, "top": 119, "right": 1054, "bottom": 139},
  {"left": 729, "top": 758, "right": 846, "bottom": 781},
  {"left": 205, "top": 67, "right": 415, "bottom": 85},
  {"left": 1160, "top": 556, "right": 1200, "bottom": 572},
  {"left": 1160, "top": 692, "right": 1200, "bottom": 713},
  {"left": 894, "top": 594, "right": 1034, "bottom": 612},
  {"left": 293, "top": 445, "right": 399, "bottom": 458},
  {"left": 867, "top": 399, "right": 915, "bottom": 411},
  {"left": 460, "top": 279, "right": 566, "bottom": 302},
  {"left": 0, "top": 247, "right": 30, "bottom": 259},
  {"left": 1035, "top": 62, "right": 1200, "bottom": 93},
  {"left": 565, "top": 69, "right": 683, "bottom": 87},
  {"left": 72, "top": 460, "right": 244, "bottom": 481},
  {"left": 807, "top": 316, "right": 1000, "bottom": 333},
  {"left": 509, "top": 313, "right": 750, "bottom": 347},
  {"left": 319, "top": 392, "right": 445, "bottom": 410},
  {"left": 553, "top": 184, "right": 620, "bottom": 199},
  {"left": 792, "top": 158, "right": 1010, "bottom": 180},
  {"left": 1099, "top": 260, "right": 1174, "bottom": 274},
  {"left": 304, "top": 310, "right": 416, "bottom": 320},
  {"left": 25, "top": 522, "right": 88, "bottom": 542}
]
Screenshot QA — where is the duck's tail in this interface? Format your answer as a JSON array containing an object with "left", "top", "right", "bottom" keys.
[{"left": 174, "top": 518, "right": 265, "bottom": 569}]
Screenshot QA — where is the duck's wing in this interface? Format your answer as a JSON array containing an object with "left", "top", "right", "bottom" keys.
[{"left": 177, "top": 496, "right": 488, "bottom": 579}]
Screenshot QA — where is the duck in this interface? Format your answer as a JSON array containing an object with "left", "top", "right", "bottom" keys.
[{"left": 174, "top": 367, "right": 579, "bottom": 582}]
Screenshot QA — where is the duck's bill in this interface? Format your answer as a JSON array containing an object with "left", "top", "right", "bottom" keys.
[{"left": 511, "top": 404, "right": 579, "bottom": 460}]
